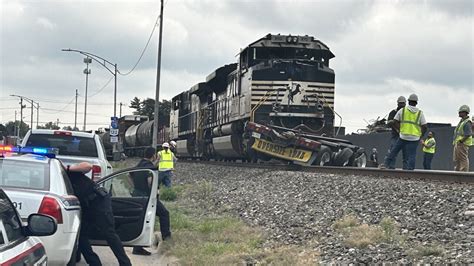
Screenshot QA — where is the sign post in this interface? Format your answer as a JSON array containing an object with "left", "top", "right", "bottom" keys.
[{"left": 110, "top": 116, "right": 119, "bottom": 143}]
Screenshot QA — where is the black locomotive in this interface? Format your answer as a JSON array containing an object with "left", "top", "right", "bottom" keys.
[{"left": 168, "top": 34, "right": 366, "bottom": 166}]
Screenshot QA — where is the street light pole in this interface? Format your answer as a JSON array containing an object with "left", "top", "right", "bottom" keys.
[
  {"left": 83, "top": 57, "right": 92, "bottom": 131},
  {"left": 74, "top": 89, "right": 78, "bottom": 130},
  {"left": 152, "top": 0, "right": 164, "bottom": 149},
  {"left": 61, "top": 49, "right": 118, "bottom": 118},
  {"left": 10, "top": 95, "right": 39, "bottom": 134},
  {"left": 62, "top": 48, "right": 119, "bottom": 158}
]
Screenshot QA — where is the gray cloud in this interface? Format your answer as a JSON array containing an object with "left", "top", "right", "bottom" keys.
[{"left": 1, "top": 0, "right": 473, "bottom": 132}]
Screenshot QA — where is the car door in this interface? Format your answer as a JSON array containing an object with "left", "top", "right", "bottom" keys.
[{"left": 90, "top": 167, "right": 158, "bottom": 247}]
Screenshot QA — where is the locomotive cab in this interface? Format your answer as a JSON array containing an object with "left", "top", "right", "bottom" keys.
[{"left": 240, "top": 34, "right": 336, "bottom": 136}]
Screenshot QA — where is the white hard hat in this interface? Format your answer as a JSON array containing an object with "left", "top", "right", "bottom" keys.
[
  {"left": 170, "top": 140, "right": 177, "bottom": 147},
  {"left": 397, "top": 96, "right": 406, "bottom": 103},
  {"left": 162, "top": 142, "right": 170, "bottom": 148},
  {"left": 408, "top": 94, "right": 418, "bottom": 102},
  {"left": 458, "top": 105, "right": 470, "bottom": 113}
]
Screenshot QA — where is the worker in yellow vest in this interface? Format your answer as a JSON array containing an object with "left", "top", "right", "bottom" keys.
[
  {"left": 384, "top": 94, "right": 427, "bottom": 170},
  {"left": 156, "top": 142, "right": 177, "bottom": 187},
  {"left": 421, "top": 131, "right": 436, "bottom": 169},
  {"left": 453, "top": 105, "right": 472, "bottom": 172}
]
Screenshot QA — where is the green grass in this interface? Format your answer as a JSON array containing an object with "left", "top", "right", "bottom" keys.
[
  {"left": 410, "top": 245, "right": 445, "bottom": 257},
  {"left": 157, "top": 183, "right": 317, "bottom": 265},
  {"left": 334, "top": 215, "right": 404, "bottom": 249},
  {"left": 160, "top": 186, "right": 178, "bottom": 201}
]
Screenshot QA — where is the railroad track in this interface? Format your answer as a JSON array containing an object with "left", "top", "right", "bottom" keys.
[{"left": 183, "top": 160, "right": 474, "bottom": 183}]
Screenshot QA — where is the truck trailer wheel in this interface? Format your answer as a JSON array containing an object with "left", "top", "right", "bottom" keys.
[
  {"left": 333, "top": 148, "right": 354, "bottom": 166},
  {"left": 349, "top": 150, "right": 367, "bottom": 167},
  {"left": 314, "top": 146, "right": 332, "bottom": 166}
]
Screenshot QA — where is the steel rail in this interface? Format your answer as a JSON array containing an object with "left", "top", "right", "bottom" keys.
[{"left": 182, "top": 160, "right": 474, "bottom": 183}]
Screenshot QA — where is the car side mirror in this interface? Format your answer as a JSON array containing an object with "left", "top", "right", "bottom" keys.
[{"left": 26, "top": 214, "right": 58, "bottom": 236}]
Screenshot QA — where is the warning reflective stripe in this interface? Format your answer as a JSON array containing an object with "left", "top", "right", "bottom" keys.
[
  {"left": 400, "top": 107, "right": 422, "bottom": 137},
  {"left": 252, "top": 138, "right": 312, "bottom": 163}
]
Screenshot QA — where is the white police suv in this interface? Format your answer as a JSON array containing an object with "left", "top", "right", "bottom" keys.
[
  {"left": 0, "top": 145, "right": 160, "bottom": 265},
  {"left": 0, "top": 187, "right": 57, "bottom": 265}
]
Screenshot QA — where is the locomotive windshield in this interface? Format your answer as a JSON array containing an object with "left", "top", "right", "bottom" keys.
[
  {"left": 243, "top": 47, "right": 330, "bottom": 69},
  {"left": 254, "top": 47, "right": 321, "bottom": 61}
]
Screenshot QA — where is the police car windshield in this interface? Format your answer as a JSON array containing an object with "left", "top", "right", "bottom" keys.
[
  {"left": 0, "top": 160, "right": 50, "bottom": 190},
  {"left": 26, "top": 134, "right": 98, "bottom": 157}
]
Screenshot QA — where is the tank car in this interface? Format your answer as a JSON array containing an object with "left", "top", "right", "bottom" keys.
[
  {"left": 169, "top": 34, "right": 367, "bottom": 166},
  {"left": 100, "top": 115, "right": 170, "bottom": 157}
]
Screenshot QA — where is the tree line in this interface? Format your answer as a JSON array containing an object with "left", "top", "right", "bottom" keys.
[
  {"left": 0, "top": 97, "right": 172, "bottom": 140},
  {"left": 129, "top": 97, "right": 171, "bottom": 129}
]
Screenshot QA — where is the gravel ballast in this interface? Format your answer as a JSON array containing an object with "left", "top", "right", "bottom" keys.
[{"left": 173, "top": 162, "right": 473, "bottom": 264}]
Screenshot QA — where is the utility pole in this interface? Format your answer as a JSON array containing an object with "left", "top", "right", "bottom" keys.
[
  {"left": 83, "top": 57, "right": 92, "bottom": 131},
  {"left": 30, "top": 101, "right": 34, "bottom": 130},
  {"left": 119, "top": 102, "right": 123, "bottom": 117},
  {"left": 152, "top": 0, "right": 164, "bottom": 149},
  {"left": 19, "top": 98, "right": 24, "bottom": 137},
  {"left": 36, "top": 104, "right": 39, "bottom": 129},
  {"left": 56, "top": 118, "right": 60, "bottom": 129},
  {"left": 14, "top": 110, "right": 17, "bottom": 138},
  {"left": 10, "top": 95, "right": 39, "bottom": 132},
  {"left": 74, "top": 89, "right": 78, "bottom": 130},
  {"left": 114, "top": 64, "right": 117, "bottom": 117}
]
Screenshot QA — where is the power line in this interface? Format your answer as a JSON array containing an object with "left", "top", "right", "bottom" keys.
[
  {"left": 40, "top": 108, "right": 104, "bottom": 116},
  {"left": 88, "top": 76, "right": 114, "bottom": 97},
  {"left": 40, "top": 97, "right": 76, "bottom": 114},
  {"left": 118, "top": 1, "right": 168, "bottom": 76},
  {"left": 22, "top": 120, "right": 109, "bottom": 126}
]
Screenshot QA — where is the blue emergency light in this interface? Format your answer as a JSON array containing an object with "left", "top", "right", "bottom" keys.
[{"left": 0, "top": 145, "right": 58, "bottom": 158}]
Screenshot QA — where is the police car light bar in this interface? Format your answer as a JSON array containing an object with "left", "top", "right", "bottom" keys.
[
  {"left": 0, "top": 145, "right": 13, "bottom": 152},
  {"left": 0, "top": 145, "right": 58, "bottom": 158}
]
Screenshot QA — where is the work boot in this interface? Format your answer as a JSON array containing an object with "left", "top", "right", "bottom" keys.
[
  {"left": 162, "top": 233, "right": 171, "bottom": 241},
  {"left": 132, "top": 247, "right": 151, "bottom": 256}
]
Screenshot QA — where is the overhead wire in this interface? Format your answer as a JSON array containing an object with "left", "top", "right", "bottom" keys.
[
  {"left": 87, "top": 76, "right": 114, "bottom": 97},
  {"left": 118, "top": 0, "right": 169, "bottom": 76},
  {"left": 41, "top": 97, "right": 76, "bottom": 114}
]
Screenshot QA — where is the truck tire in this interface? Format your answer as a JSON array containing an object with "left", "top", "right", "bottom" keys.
[
  {"left": 349, "top": 150, "right": 367, "bottom": 167},
  {"left": 314, "top": 146, "right": 332, "bottom": 166},
  {"left": 333, "top": 148, "right": 354, "bottom": 166}
]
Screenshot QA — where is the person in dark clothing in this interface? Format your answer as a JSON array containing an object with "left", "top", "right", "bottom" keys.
[
  {"left": 67, "top": 163, "right": 131, "bottom": 266},
  {"left": 130, "top": 147, "right": 171, "bottom": 256},
  {"left": 369, "top": 148, "right": 379, "bottom": 167},
  {"left": 383, "top": 96, "right": 408, "bottom": 169}
]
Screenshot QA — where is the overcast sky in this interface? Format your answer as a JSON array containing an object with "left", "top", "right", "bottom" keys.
[{"left": 1, "top": 0, "right": 473, "bottom": 133}]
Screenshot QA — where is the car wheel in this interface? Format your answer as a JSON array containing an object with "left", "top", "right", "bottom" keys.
[
  {"left": 333, "top": 148, "right": 354, "bottom": 166},
  {"left": 314, "top": 146, "right": 332, "bottom": 166}
]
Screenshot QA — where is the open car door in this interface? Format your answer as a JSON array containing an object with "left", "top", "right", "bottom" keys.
[{"left": 89, "top": 167, "right": 158, "bottom": 247}]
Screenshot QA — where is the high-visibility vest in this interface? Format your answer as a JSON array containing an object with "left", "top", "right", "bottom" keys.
[
  {"left": 158, "top": 150, "right": 174, "bottom": 171},
  {"left": 400, "top": 107, "right": 422, "bottom": 137},
  {"left": 422, "top": 138, "right": 436, "bottom": 154},
  {"left": 453, "top": 118, "right": 473, "bottom": 146}
]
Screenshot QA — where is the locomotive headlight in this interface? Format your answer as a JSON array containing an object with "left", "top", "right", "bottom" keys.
[
  {"left": 293, "top": 36, "right": 298, "bottom": 43},
  {"left": 286, "top": 36, "right": 292, "bottom": 43}
]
